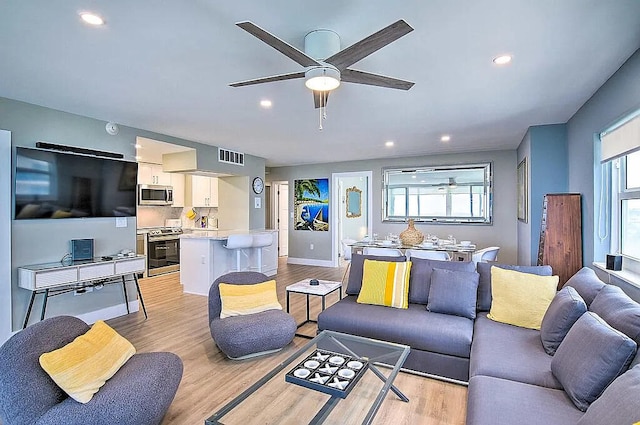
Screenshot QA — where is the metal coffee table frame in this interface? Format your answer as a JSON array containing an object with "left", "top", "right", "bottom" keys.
[{"left": 205, "top": 330, "right": 410, "bottom": 425}]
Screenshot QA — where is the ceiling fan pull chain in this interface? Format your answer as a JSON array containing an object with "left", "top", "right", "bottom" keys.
[{"left": 319, "top": 103, "right": 323, "bottom": 130}]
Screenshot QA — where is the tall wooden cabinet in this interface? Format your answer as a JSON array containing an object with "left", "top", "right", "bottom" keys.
[{"left": 537, "top": 193, "right": 583, "bottom": 288}]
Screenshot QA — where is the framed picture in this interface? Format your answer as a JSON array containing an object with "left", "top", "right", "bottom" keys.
[
  {"left": 517, "top": 158, "right": 528, "bottom": 222},
  {"left": 294, "top": 178, "right": 329, "bottom": 231}
]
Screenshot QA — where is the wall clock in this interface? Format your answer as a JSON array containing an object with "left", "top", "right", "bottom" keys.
[{"left": 252, "top": 177, "right": 264, "bottom": 194}]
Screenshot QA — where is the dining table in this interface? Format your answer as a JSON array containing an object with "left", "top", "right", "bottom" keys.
[{"left": 348, "top": 240, "right": 478, "bottom": 262}]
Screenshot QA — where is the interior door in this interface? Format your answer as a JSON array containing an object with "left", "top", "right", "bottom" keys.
[{"left": 277, "top": 183, "right": 289, "bottom": 256}]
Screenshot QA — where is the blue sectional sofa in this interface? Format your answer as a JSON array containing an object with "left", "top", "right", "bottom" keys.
[{"left": 318, "top": 255, "right": 640, "bottom": 424}]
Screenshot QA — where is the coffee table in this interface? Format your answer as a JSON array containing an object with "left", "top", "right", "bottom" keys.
[
  {"left": 205, "top": 330, "right": 410, "bottom": 425},
  {"left": 286, "top": 279, "right": 342, "bottom": 338}
]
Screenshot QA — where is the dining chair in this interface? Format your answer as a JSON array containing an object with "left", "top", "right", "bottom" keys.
[
  {"left": 362, "top": 247, "right": 404, "bottom": 257},
  {"left": 472, "top": 246, "right": 500, "bottom": 266},
  {"left": 341, "top": 238, "right": 357, "bottom": 260},
  {"left": 405, "top": 249, "right": 451, "bottom": 261}
]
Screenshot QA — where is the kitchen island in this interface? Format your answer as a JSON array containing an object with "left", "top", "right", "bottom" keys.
[{"left": 180, "top": 229, "right": 278, "bottom": 296}]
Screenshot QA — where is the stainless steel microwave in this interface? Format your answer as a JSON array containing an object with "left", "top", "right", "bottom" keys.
[{"left": 138, "top": 185, "right": 173, "bottom": 206}]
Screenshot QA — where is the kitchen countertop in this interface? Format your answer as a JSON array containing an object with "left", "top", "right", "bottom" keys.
[{"left": 180, "top": 229, "right": 277, "bottom": 240}]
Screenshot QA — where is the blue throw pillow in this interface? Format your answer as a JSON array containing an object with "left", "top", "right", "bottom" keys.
[
  {"left": 576, "top": 365, "right": 640, "bottom": 425},
  {"left": 426, "top": 268, "right": 479, "bottom": 319},
  {"left": 408, "top": 258, "right": 475, "bottom": 305},
  {"left": 551, "top": 312, "right": 637, "bottom": 411},
  {"left": 540, "top": 286, "right": 587, "bottom": 355}
]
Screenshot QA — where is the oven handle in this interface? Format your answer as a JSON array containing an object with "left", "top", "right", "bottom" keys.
[{"left": 148, "top": 236, "right": 181, "bottom": 242}]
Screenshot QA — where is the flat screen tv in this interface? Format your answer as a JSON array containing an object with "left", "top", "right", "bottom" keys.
[{"left": 14, "top": 147, "right": 138, "bottom": 219}]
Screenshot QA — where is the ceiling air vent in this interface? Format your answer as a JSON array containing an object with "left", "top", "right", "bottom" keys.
[{"left": 218, "top": 148, "right": 244, "bottom": 166}]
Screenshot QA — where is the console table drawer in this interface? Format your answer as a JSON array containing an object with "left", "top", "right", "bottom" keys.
[
  {"left": 78, "top": 263, "right": 115, "bottom": 281},
  {"left": 33, "top": 268, "right": 78, "bottom": 289},
  {"left": 115, "top": 258, "right": 145, "bottom": 275}
]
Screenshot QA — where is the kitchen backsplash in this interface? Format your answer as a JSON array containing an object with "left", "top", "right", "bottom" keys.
[{"left": 137, "top": 206, "right": 218, "bottom": 229}]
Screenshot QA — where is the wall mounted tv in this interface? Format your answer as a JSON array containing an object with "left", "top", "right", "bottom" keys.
[{"left": 14, "top": 147, "right": 138, "bottom": 219}]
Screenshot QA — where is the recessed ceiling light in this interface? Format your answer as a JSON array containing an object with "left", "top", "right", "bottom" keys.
[
  {"left": 385, "top": 141, "right": 394, "bottom": 147},
  {"left": 135, "top": 155, "right": 142, "bottom": 161},
  {"left": 493, "top": 55, "right": 512, "bottom": 65},
  {"left": 134, "top": 144, "right": 142, "bottom": 149},
  {"left": 440, "top": 135, "right": 451, "bottom": 142},
  {"left": 260, "top": 99, "right": 272, "bottom": 108},
  {"left": 80, "top": 12, "right": 105, "bottom": 26}
]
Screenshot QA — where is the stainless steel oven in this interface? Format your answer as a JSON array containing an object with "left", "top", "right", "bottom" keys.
[{"left": 147, "top": 228, "right": 181, "bottom": 276}]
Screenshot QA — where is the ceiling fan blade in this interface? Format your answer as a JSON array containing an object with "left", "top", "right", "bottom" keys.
[
  {"left": 341, "top": 69, "right": 414, "bottom": 90},
  {"left": 229, "top": 71, "right": 305, "bottom": 87},
  {"left": 313, "top": 91, "right": 330, "bottom": 109},
  {"left": 325, "top": 20, "right": 413, "bottom": 70},
  {"left": 236, "top": 21, "right": 321, "bottom": 68}
]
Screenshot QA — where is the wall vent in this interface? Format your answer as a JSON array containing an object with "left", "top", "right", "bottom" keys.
[{"left": 218, "top": 148, "right": 244, "bottom": 166}]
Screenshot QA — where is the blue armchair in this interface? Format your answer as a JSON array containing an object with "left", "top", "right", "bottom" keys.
[{"left": 208, "top": 272, "right": 296, "bottom": 359}]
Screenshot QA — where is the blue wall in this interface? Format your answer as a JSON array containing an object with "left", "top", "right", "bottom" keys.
[
  {"left": 529, "top": 124, "right": 568, "bottom": 265},
  {"left": 517, "top": 124, "right": 568, "bottom": 265}
]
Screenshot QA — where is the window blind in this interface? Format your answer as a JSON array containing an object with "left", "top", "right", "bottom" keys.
[{"left": 600, "top": 113, "right": 640, "bottom": 163}]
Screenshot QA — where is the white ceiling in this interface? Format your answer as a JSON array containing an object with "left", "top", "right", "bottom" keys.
[{"left": 1, "top": 1, "right": 639, "bottom": 167}]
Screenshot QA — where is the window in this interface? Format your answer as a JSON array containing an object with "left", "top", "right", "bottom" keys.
[
  {"left": 617, "top": 151, "right": 640, "bottom": 260},
  {"left": 382, "top": 163, "right": 492, "bottom": 224}
]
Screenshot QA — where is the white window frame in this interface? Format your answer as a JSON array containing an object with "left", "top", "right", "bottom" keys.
[{"left": 612, "top": 152, "right": 640, "bottom": 262}]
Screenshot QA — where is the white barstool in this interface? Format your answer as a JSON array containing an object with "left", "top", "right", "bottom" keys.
[
  {"left": 252, "top": 233, "right": 274, "bottom": 273},
  {"left": 223, "top": 234, "right": 254, "bottom": 272}
]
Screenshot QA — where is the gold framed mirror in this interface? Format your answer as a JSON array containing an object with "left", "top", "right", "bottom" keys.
[{"left": 346, "top": 186, "right": 362, "bottom": 218}]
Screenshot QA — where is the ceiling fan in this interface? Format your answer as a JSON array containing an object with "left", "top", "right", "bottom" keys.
[{"left": 229, "top": 20, "right": 415, "bottom": 110}]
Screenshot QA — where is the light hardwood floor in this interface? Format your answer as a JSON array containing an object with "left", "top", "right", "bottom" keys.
[{"left": 107, "top": 258, "right": 467, "bottom": 425}]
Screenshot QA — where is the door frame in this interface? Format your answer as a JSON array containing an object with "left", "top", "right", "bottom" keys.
[
  {"left": 271, "top": 181, "right": 289, "bottom": 257},
  {"left": 1, "top": 129, "right": 12, "bottom": 342},
  {"left": 331, "top": 171, "right": 373, "bottom": 267}
]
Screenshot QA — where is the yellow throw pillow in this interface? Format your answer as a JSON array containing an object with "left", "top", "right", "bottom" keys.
[
  {"left": 219, "top": 280, "right": 282, "bottom": 318},
  {"left": 357, "top": 260, "right": 411, "bottom": 309},
  {"left": 488, "top": 266, "right": 559, "bottom": 330},
  {"left": 39, "top": 320, "right": 135, "bottom": 403}
]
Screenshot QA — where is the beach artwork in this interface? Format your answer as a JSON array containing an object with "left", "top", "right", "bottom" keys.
[{"left": 294, "top": 179, "right": 329, "bottom": 231}]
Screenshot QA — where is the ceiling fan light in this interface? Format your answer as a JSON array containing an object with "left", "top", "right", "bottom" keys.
[{"left": 305, "top": 67, "right": 340, "bottom": 91}]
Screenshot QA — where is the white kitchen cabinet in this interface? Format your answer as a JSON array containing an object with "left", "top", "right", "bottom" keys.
[
  {"left": 138, "top": 162, "right": 171, "bottom": 185},
  {"left": 189, "top": 175, "right": 218, "bottom": 207},
  {"left": 170, "top": 172, "right": 185, "bottom": 208}
]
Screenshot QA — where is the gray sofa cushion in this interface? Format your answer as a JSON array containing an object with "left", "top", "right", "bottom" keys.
[
  {"left": 345, "top": 253, "right": 406, "bottom": 295},
  {"left": 427, "top": 268, "right": 479, "bottom": 319},
  {"left": 576, "top": 365, "right": 640, "bottom": 425},
  {"left": 551, "top": 312, "right": 637, "bottom": 411},
  {"left": 466, "top": 375, "right": 583, "bottom": 425},
  {"left": 589, "top": 284, "right": 640, "bottom": 346},
  {"left": 408, "top": 258, "right": 475, "bottom": 305},
  {"left": 317, "top": 295, "right": 473, "bottom": 358},
  {"left": 470, "top": 313, "right": 561, "bottom": 389},
  {"left": 476, "top": 262, "right": 553, "bottom": 311},
  {"left": 540, "top": 286, "right": 587, "bottom": 355},
  {"left": 564, "top": 267, "right": 605, "bottom": 306}
]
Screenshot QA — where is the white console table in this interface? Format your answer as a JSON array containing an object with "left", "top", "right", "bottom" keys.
[{"left": 18, "top": 255, "right": 147, "bottom": 328}]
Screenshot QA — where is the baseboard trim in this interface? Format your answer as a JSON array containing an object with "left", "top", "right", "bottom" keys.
[
  {"left": 76, "top": 300, "right": 140, "bottom": 324},
  {"left": 287, "top": 257, "right": 335, "bottom": 267}
]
